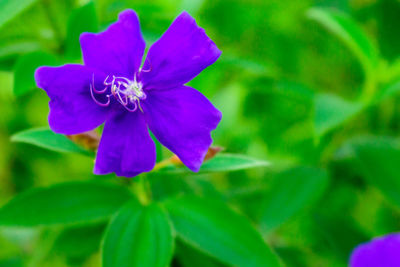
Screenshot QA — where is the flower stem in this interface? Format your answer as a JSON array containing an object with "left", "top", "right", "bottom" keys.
[
  {"left": 131, "top": 175, "right": 152, "bottom": 205},
  {"left": 361, "top": 70, "right": 377, "bottom": 104},
  {"left": 152, "top": 159, "right": 173, "bottom": 171}
]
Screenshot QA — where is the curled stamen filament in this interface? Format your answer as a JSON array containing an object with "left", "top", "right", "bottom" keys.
[
  {"left": 90, "top": 77, "right": 111, "bottom": 107},
  {"left": 90, "top": 74, "right": 146, "bottom": 112},
  {"left": 140, "top": 59, "right": 152, "bottom": 73}
]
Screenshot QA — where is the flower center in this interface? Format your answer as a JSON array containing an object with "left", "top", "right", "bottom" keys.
[{"left": 90, "top": 74, "right": 146, "bottom": 112}]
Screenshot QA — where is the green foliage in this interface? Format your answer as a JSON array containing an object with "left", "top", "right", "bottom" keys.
[
  {"left": 352, "top": 137, "right": 400, "bottom": 207},
  {"left": 161, "top": 153, "right": 270, "bottom": 173},
  {"left": 0, "top": 0, "right": 39, "bottom": 29},
  {"left": 175, "top": 241, "right": 226, "bottom": 267},
  {"left": 1, "top": 0, "right": 400, "bottom": 266},
  {"left": 52, "top": 223, "right": 106, "bottom": 258},
  {"left": 65, "top": 2, "right": 98, "bottom": 59},
  {"left": 165, "top": 196, "right": 282, "bottom": 267},
  {"left": 0, "top": 182, "right": 133, "bottom": 226},
  {"left": 259, "top": 166, "right": 329, "bottom": 233},
  {"left": 307, "top": 7, "right": 379, "bottom": 74},
  {"left": 11, "top": 127, "right": 93, "bottom": 156},
  {"left": 102, "top": 201, "right": 174, "bottom": 267},
  {"left": 314, "top": 93, "right": 363, "bottom": 137},
  {"left": 13, "top": 51, "right": 59, "bottom": 96}
]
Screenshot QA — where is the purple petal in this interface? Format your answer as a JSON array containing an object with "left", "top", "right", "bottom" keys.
[
  {"left": 94, "top": 111, "right": 156, "bottom": 177},
  {"left": 143, "top": 86, "right": 221, "bottom": 171},
  {"left": 350, "top": 233, "right": 400, "bottom": 267},
  {"left": 80, "top": 9, "right": 145, "bottom": 78},
  {"left": 140, "top": 12, "right": 221, "bottom": 90},
  {"left": 35, "top": 64, "right": 108, "bottom": 135}
]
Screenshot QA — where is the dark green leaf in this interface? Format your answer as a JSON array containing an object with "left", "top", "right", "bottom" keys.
[
  {"left": 0, "top": 0, "right": 39, "bottom": 29},
  {"left": 65, "top": 2, "right": 98, "bottom": 59},
  {"left": 53, "top": 223, "right": 106, "bottom": 258},
  {"left": 161, "top": 153, "right": 270, "bottom": 174},
  {"left": 353, "top": 137, "right": 400, "bottom": 207},
  {"left": 0, "top": 182, "right": 133, "bottom": 226},
  {"left": 165, "top": 196, "right": 282, "bottom": 267},
  {"left": 307, "top": 8, "right": 378, "bottom": 73},
  {"left": 0, "top": 257, "right": 23, "bottom": 267},
  {"left": 259, "top": 166, "right": 329, "bottom": 233},
  {"left": 11, "top": 127, "right": 93, "bottom": 156},
  {"left": 314, "top": 93, "right": 363, "bottom": 137},
  {"left": 13, "top": 51, "right": 59, "bottom": 96},
  {"left": 175, "top": 240, "right": 226, "bottom": 267},
  {"left": 102, "top": 201, "right": 174, "bottom": 267}
]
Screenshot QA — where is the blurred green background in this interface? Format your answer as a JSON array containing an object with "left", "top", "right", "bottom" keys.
[{"left": 1, "top": 0, "right": 400, "bottom": 266}]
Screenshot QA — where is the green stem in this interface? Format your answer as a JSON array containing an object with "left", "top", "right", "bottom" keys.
[
  {"left": 131, "top": 176, "right": 152, "bottom": 205},
  {"left": 361, "top": 69, "right": 377, "bottom": 104}
]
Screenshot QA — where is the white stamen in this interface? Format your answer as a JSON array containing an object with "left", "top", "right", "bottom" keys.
[{"left": 90, "top": 74, "right": 146, "bottom": 112}]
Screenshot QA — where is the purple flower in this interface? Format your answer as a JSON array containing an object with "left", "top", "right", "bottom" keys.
[
  {"left": 35, "top": 10, "right": 222, "bottom": 177},
  {"left": 350, "top": 233, "right": 400, "bottom": 267}
]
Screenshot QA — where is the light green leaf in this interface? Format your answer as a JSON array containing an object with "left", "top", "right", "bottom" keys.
[
  {"left": 102, "top": 201, "right": 174, "bottom": 267},
  {"left": 0, "top": 0, "right": 39, "bottom": 29},
  {"left": 0, "top": 182, "right": 133, "bottom": 226},
  {"left": 352, "top": 137, "right": 400, "bottom": 208},
  {"left": 307, "top": 8, "right": 378, "bottom": 74},
  {"left": 0, "top": 41, "right": 40, "bottom": 59},
  {"left": 259, "top": 166, "right": 329, "bottom": 233},
  {"left": 13, "top": 51, "right": 59, "bottom": 96},
  {"left": 165, "top": 196, "right": 282, "bottom": 267},
  {"left": 161, "top": 153, "right": 270, "bottom": 174},
  {"left": 65, "top": 2, "right": 98, "bottom": 59},
  {"left": 181, "top": 0, "right": 206, "bottom": 14},
  {"left": 314, "top": 93, "right": 363, "bottom": 137},
  {"left": 11, "top": 127, "right": 93, "bottom": 156},
  {"left": 219, "top": 53, "right": 277, "bottom": 77}
]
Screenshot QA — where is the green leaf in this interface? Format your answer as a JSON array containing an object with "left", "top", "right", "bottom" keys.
[
  {"left": 13, "top": 51, "right": 59, "bottom": 96},
  {"left": 259, "top": 166, "right": 329, "bottom": 233},
  {"left": 180, "top": 0, "right": 206, "bottom": 14},
  {"left": 0, "top": 257, "right": 23, "bottom": 267},
  {"left": 375, "top": 79, "right": 400, "bottom": 103},
  {"left": 65, "top": 2, "right": 98, "bottom": 59},
  {"left": 53, "top": 223, "right": 106, "bottom": 258},
  {"left": 307, "top": 8, "right": 378, "bottom": 73},
  {"left": 0, "top": 182, "right": 133, "bottom": 226},
  {"left": 161, "top": 153, "right": 270, "bottom": 174},
  {"left": 11, "top": 127, "right": 93, "bottom": 156},
  {"left": 165, "top": 196, "right": 282, "bottom": 267},
  {"left": 219, "top": 53, "right": 277, "bottom": 77},
  {"left": 0, "top": 0, "right": 39, "bottom": 29},
  {"left": 0, "top": 41, "right": 40, "bottom": 59},
  {"left": 314, "top": 93, "right": 363, "bottom": 137},
  {"left": 352, "top": 137, "right": 400, "bottom": 207},
  {"left": 150, "top": 132, "right": 163, "bottom": 163},
  {"left": 175, "top": 240, "right": 226, "bottom": 267},
  {"left": 102, "top": 201, "right": 174, "bottom": 267}
]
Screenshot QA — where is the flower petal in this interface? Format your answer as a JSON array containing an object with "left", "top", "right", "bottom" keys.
[
  {"left": 80, "top": 9, "right": 145, "bottom": 78},
  {"left": 35, "top": 64, "right": 108, "bottom": 135},
  {"left": 143, "top": 86, "right": 221, "bottom": 171},
  {"left": 350, "top": 233, "right": 400, "bottom": 267},
  {"left": 140, "top": 12, "right": 221, "bottom": 89},
  {"left": 94, "top": 111, "right": 156, "bottom": 177}
]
